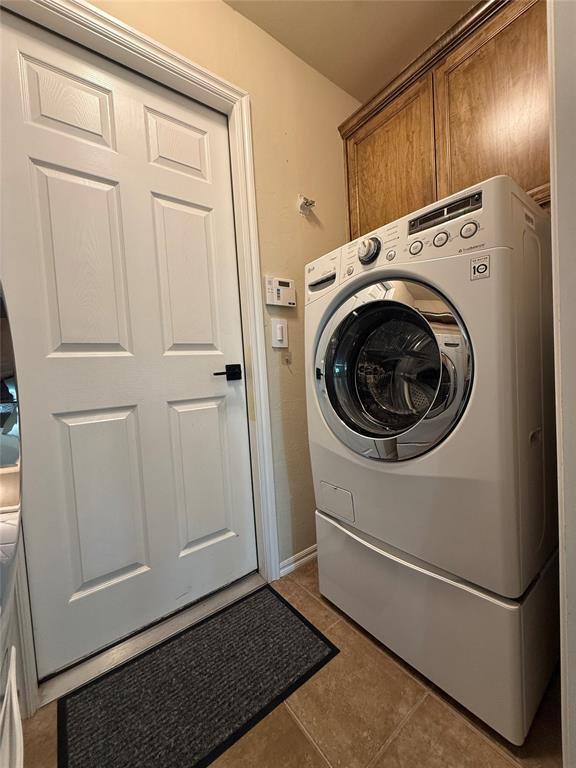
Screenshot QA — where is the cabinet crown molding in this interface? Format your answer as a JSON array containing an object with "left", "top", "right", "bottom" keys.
[{"left": 339, "top": 0, "right": 512, "bottom": 139}]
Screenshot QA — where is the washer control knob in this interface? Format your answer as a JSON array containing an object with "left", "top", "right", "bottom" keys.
[
  {"left": 460, "top": 221, "right": 479, "bottom": 239},
  {"left": 409, "top": 240, "right": 423, "bottom": 256},
  {"left": 433, "top": 231, "right": 449, "bottom": 247},
  {"left": 386, "top": 249, "right": 396, "bottom": 261},
  {"left": 357, "top": 236, "right": 382, "bottom": 264}
]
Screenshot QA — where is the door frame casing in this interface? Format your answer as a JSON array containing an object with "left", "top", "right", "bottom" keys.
[
  {"left": 547, "top": 0, "right": 576, "bottom": 764},
  {"left": 1, "top": 0, "right": 280, "bottom": 710}
]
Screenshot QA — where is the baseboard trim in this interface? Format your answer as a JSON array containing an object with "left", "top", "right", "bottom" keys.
[{"left": 279, "top": 545, "right": 317, "bottom": 577}]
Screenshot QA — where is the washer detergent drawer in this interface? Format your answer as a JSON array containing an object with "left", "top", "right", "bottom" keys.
[{"left": 315, "top": 511, "right": 559, "bottom": 745}]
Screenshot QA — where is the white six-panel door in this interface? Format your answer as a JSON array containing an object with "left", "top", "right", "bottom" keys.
[{"left": 0, "top": 11, "right": 257, "bottom": 677}]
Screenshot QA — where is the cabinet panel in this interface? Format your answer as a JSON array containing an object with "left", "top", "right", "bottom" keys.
[
  {"left": 434, "top": 0, "right": 549, "bottom": 203},
  {"left": 346, "top": 74, "right": 436, "bottom": 238}
]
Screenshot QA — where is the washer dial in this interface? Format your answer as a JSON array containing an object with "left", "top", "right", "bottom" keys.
[{"left": 357, "top": 237, "right": 382, "bottom": 264}]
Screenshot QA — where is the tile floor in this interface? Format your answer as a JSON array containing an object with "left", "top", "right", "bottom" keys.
[{"left": 23, "top": 560, "right": 563, "bottom": 768}]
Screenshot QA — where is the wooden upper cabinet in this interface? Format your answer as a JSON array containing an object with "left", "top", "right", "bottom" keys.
[
  {"left": 434, "top": 0, "right": 549, "bottom": 204},
  {"left": 345, "top": 73, "right": 436, "bottom": 238}
]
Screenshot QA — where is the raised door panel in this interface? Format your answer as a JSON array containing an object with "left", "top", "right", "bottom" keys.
[
  {"left": 434, "top": 0, "right": 549, "bottom": 203},
  {"left": 21, "top": 54, "right": 115, "bottom": 147},
  {"left": 152, "top": 194, "right": 219, "bottom": 353},
  {"left": 346, "top": 74, "right": 436, "bottom": 238},
  {"left": 56, "top": 406, "right": 149, "bottom": 598},
  {"left": 168, "top": 398, "right": 235, "bottom": 557},
  {"left": 32, "top": 161, "right": 131, "bottom": 355},
  {"left": 146, "top": 108, "right": 209, "bottom": 180}
]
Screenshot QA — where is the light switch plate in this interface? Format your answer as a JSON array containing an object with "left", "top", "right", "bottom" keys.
[{"left": 271, "top": 318, "right": 288, "bottom": 348}]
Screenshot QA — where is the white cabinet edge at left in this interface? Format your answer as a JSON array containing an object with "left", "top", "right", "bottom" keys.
[{"left": 0, "top": 646, "right": 24, "bottom": 768}]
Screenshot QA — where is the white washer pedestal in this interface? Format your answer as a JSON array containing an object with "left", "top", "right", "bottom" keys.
[{"left": 316, "top": 510, "right": 559, "bottom": 745}]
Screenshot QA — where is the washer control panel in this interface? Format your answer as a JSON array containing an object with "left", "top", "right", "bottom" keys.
[
  {"left": 340, "top": 201, "right": 485, "bottom": 283},
  {"left": 403, "top": 216, "right": 482, "bottom": 262},
  {"left": 341, "top": 219, "right": 402, "bottom": 280},
  {"left": 308, "top": 178, "right": 542, "bottom": 293}
]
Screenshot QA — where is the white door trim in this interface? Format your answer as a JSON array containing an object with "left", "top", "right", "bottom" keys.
[{"left": 1, "top": 0, "right": 280, "bottom": 710}]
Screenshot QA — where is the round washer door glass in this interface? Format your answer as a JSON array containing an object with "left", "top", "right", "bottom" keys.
[
  {"left": 315, "top": 278, "right": 473, "bottom": 461},
  {"left": 325, "top": 301, "right": 441, "bottom": 438}
]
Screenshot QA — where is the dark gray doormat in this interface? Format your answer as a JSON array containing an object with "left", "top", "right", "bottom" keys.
[{"left": 58, "top": 585, "right": 338, "bottom": 768}]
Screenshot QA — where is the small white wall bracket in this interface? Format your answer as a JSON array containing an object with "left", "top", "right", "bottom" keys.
[{"left": 298, "top": 194, "right": 316, "bottom": 216}]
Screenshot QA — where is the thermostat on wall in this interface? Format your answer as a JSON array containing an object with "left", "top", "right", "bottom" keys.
[{"left": 265, "top": 276, "right": 296, "bottom": 307}]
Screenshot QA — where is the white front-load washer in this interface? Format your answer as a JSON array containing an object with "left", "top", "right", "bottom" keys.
[{"left": 304, "top": 176, "right": 558, "bottom": 745}]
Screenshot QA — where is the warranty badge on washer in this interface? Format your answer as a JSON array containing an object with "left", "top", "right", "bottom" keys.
[{"left": 470, "top": 254, "right": 490, "bottom": 280}]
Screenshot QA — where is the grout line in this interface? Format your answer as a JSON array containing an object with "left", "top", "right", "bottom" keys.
[
  {"left": 284, "top": 701, "right": 335, "bottom": 768},
  {"left": 365, "top": 692, "right": 430, "bottom": 768},
  {"left": 426, "top": 691, "right": 522, "bottom": 768},
  {"left": 275, "top": 575, "right": 343, "bottom": 632},
  {"left": 324, "top": 616, "right": 343, "bottom": 632}
]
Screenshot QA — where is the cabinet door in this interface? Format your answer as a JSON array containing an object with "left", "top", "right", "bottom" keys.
[
  {"left": 434, "top": 0, "right": 549, "bottom": 204},
  {"left": 345, "top": 74, "right": 436, "bottom": 238}
]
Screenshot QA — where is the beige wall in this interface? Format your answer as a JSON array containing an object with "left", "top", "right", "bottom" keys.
[{"left": 91, "top": 0, "right": 360, "bottom": 562}]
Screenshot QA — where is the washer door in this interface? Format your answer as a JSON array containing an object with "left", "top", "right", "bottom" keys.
[{"left": 315, "top": 279, "right": 473, "bottom": 461}]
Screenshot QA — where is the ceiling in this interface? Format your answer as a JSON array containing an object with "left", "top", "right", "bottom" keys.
[{"left": 225, "top": 0, "right": 477, "bottom": 103}]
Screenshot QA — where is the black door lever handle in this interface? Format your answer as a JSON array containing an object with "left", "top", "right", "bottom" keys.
[{"left": 213, "top": 363, "right": 242, "bottom": 381}]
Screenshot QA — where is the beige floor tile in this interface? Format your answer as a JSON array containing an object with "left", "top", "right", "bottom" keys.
[
  {"left": 23, "top": 701, "right": 57, "bottom": 768},
  {"left": 287, "top": 618, "right": 427, "bottom": 768},
  {"left": 212, "top": 704, "right": 329, "bottom": 768},
  {"left": 373, "top": 695, "right": 516, "bottom": 768},
  {"left": 272, "top": 577, "right": 341, "bottom": 633},
  {"left": 286, "top": 559, "right": 321, "bottom": 597},
  {"left": 285, "top": 560, "right": 351, "bottom": 625}
]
